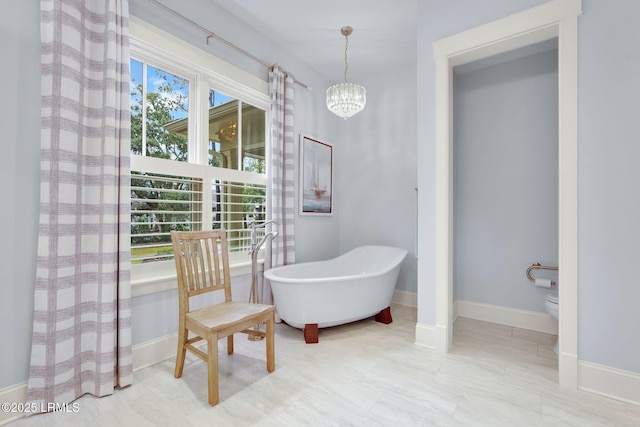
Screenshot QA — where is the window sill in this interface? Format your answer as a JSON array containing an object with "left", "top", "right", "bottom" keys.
[{"left": 131, "top": 259, "right": 263, "bottom": 298}]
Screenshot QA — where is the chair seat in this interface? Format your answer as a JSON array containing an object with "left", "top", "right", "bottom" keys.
[{"left": 187, "top": 301, "right": 274, "bottom": 331}]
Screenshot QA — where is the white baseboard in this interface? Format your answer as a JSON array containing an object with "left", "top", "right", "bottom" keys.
[
  {"left": 559, "top": 351, "right": 578, "bottom": 389},
  {"left": 0, "top": 382, "right": 28, "bottom": 426},
  {"left": 435, "top": 324, "right": 450, "bottom": 353},
  {"left": 455, "top": 300, "right": 558, "bottom": 335},
  {"left": 392, "top": 290, "right": 417, "bottom": 307},
  {"left": 579, "top": 361, "right": 640, "bottom": 406},
  {"left": 414, "top": 323, "right": 437, "bottom": 349},
  {"left": 132, "top": 333, "right": 178, "bottom": 372}
]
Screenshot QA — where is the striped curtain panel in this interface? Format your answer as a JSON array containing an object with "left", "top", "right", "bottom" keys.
[
  {"left": 27, "top": 0, "right": 133, "bottom": 406},
  {"left": 265, "top": 66, "right": 296, "bottom": 304}
]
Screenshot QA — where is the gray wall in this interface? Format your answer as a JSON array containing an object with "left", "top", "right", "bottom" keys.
[
  {"left": 338, "top": 68, "right": 418, "bottom": 293},
  {"left": 578, "top": 0, "right": 640, "bottom": 374},
  {"left": 453, "top": 48, "right": 558, "bottom": 313},
  {"left": 0, "top": 1, "right": 41, "bottom": 389}
]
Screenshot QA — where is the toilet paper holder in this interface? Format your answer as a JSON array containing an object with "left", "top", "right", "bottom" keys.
[{"left": 526, "top": 262, "right": 558, "bottom": 286}]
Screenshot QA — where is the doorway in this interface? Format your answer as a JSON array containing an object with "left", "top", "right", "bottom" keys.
[
  {"left": 452, "top": 40, "right": 559, "bottom": 353},
  {"left": 431, "top": 0, "right": 581, "bottom": 388}
]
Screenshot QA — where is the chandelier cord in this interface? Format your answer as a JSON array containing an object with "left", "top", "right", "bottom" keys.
[{"left": 344, "top": 34, "right": 349, "bottom": 83}]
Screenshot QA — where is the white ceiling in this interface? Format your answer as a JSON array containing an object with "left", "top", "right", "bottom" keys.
[{"left": 211, "top": 0, "right": 419, "bottom": 83}]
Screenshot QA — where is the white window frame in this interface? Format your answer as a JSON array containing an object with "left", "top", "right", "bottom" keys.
[{"left": 129, "top": 17, "right": 270, "bottom": 297}]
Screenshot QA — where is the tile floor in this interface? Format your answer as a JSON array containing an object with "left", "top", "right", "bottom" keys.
[{"left": 11, "top": 304, "right": 640, "bottom": 426}]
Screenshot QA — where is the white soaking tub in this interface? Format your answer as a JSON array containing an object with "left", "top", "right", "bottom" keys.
[{"left": 264, "top": 245, "right": 407, "bottom": 343}]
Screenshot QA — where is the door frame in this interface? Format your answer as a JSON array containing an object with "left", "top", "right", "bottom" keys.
[{"left": 432, "top": 0, "right": 581, "bottom": 388}]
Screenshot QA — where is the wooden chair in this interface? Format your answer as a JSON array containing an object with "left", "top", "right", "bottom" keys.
[{"left": 171, "top": 229, "right": 275, "bottom": 406}]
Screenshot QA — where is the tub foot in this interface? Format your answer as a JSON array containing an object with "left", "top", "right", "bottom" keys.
[
  {"left": 375, "top": 306, "right": 393, "bottom": 324},
  {"left": 304, "top": 324, "right": 319, "bottom": 344}
]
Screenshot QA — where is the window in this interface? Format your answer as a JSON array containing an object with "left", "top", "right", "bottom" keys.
[{"left": 129, "top": 18, "right": 270, "bottom": 295}]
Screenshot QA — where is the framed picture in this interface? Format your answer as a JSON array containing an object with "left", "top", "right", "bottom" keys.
[{"left": 300, "top": 135, "right": 333, "bottom": 215}]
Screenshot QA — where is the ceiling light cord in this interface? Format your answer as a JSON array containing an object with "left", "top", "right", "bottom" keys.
[
  {"left": 339, "top": 26, "right": 353, "bottom": 83},
  {"left": 344, "top": 33, "right": 349, "bottom": 83}
]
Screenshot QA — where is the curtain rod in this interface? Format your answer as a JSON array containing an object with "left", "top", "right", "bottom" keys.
[{"left": 147, "top": 0, "right": 310, "bottom": 90}]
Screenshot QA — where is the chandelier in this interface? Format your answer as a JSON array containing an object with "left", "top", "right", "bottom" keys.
[
  {"left": 326, "top": 26, "right": 366, "bottom": 119},
  {"left": 218, "top": 120, "right": 237, "bottom": 142}
]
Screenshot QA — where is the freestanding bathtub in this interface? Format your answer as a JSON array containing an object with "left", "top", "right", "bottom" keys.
[{"left": 264, "top": 245, "right": 408, "bottom": 343}]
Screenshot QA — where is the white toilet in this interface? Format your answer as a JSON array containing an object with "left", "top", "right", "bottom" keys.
[{"left": 544, "top": 293, "right": 559, "bottom": 354}]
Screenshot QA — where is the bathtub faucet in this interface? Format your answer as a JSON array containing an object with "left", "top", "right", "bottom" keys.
[
  {"left": 247, "top": 220, "right": 279, "bottom": 341},
  {"left": 249, "top": 220, "right": 279, "bottom": 255}
]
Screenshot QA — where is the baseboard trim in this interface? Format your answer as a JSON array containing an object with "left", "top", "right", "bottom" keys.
[
  {"left": 132, "top": 333, "right": 178, "bottom": 372},
  {"left": 455, "top": 300, "right": 558, "bottom": 335},
  {"left": 414, "top": 323, "right": 437, "bottom": 349},
  {"left": 392, "top": 290, "right": 417, "bottom": 307},
  {"left": 559, "top": 351, "right": 578, "bottom": 389},
  {"left": 579, "top": 361, "right": 640, "bottom": 407},
  {"left": 0, "top": 382, "right": 28, "bottom": 426}
]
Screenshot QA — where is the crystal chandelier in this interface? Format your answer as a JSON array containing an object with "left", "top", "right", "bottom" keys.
[{"left": 326, "top": 26, "right": 366, "bottom": 119}]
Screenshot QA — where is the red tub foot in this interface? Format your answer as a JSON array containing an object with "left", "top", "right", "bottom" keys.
[
  {"left": 304, "top": 323, "right": 319, "bottom": 344},
  {"left": 375, "top": 306, "right": 393, "bottom": 324}
]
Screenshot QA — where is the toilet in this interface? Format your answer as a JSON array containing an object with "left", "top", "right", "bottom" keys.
[{"left": 544, "top": 293, "right": 559, "bottom": 354}]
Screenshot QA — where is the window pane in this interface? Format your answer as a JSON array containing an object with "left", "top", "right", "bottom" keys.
[
  {"left": 208, "top": 90, "right": 265, "bottom": 173},
  {"left": 131, "top": 171, "right": 202, "bottom": 263},
  {"left": 130, "top": 59, "right": 143, "bottom": 156},
  {"left": 129, "top": 59, "right": 190, "bottom": 162},
  {"left": 146, "top": 66, "right": 189, "bottom": 161},
  {"left": 208, "top": 90, "right": 237, "bottom": 169},
  {"left": 212, "top": 180, "right": 266, "bottom": 252},
  {"left": 241, "top": 104, "right": 266, "bottom": 173}
]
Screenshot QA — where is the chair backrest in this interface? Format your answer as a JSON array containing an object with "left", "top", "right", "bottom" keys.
[{"left": 171, "top": 230, "right": 232, "bottom": 311}]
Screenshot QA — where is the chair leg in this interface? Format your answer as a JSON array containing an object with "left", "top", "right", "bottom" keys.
[
  {"left": 207, "top": 334, "right": 219, "bottom": 406},
  {"left": 266, "top": 314, "right": 275, "bottom": 373},
  {"left": 227, "top": 335, "right": 234, "bottom": 355},
  {"left": 174, "top": 327, "right": 188, "bottom": 378}
]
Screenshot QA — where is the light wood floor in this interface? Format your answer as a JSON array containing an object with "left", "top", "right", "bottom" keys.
[{"left": 12, "top": 304, "right": 640, "bottom": 426}]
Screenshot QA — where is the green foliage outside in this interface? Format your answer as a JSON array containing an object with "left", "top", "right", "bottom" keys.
[{"left": 131, "top": 72, "right": 189, "bottom": 161}]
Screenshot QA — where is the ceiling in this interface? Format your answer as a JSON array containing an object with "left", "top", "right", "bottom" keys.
[{"left": 211, "top": 0, "right": 419, "bottom": 83}]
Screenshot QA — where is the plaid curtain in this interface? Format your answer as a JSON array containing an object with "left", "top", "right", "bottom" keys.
[
  {"left": 27, "top": 0, "right": 132, "bottom": 406},
  {"left": 265, "top": 66, "right": 296, "bottom": 304}
]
